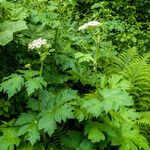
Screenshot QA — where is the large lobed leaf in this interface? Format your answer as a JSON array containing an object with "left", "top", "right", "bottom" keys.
[
  {"left": 0, "top": 20, "right": 28, "bottom": 45},
  {"left": 0, "top": 74, "right": 24, "bottom": 99},
  {"left": 25, "top": 77, "right": 47, "bottom": 96}
]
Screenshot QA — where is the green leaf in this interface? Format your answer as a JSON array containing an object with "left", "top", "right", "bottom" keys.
[
  {"left": 15, "top": 113, "right": 39, "bottom": 145},
  {"left": 138, "top": 111, "right": 150, "bottom": 125},
  {"left": 38, "top": 111, "right": 56, "bottom": 136},
  {"left": 77, "top": 139, "right": 94, "bottom": 150},
  {"left": 100, "top": 89, "right": 134, "bottom": 112},
  {"left": 25, "top": 77, "right": 47, "bottom": 96},
  {"left": 0, "top": 128, "right": 20, "bottom": 150},
  {"left": 0, "top": 74, "right": 24, "bottom": 99},
  {"left": 15, "top": 113, "right": 36, "bottom": 126},
  {"left": 56, "top": 89, "right": 78, "bottom": 106},
  {"left": 119, "top": 124, "right": 150, "bottom": 150},
  {"left": 27, "top": 98, "right": 38, "bottom": 111},
  {"left": 0, "top": 20, "right": 27, "bottom": 45},
  {"left": 19, "top": 70, "right": 40, "bottom": 78},
  {"left": 0, "top": 30, "right": 14, "bottom": 46},
  {"left": 85, "top": 121, "right": 105, "bottom": 143},
  {"left": 61, "top": 131, "right": 83, "bottom": 149},
  {"left": 39, "top": 90, "right": 54, "bottom": 110},
  {"left": 108, "top": 74, "right": 131, "bottom": 90},
  {"left": 82, "top": 98, "right": 103, "bottom": 117},
  {"left": 18, "top": 124, "right": 40, "bottom": 145},
  {"left": 75, "top": 52, "right": 94, "bottom": 63},
  {"left": 54, "top": 104, "right": 74, "bottom": 123},
  {"left": 27, "top": 126, "right": 40, "bottom": 145}
]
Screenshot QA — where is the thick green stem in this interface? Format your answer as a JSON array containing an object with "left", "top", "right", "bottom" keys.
[
  {"left": 94, "top": 47, "right": 99, "bottom": 92},
  {"left": 94, "top": 34, "right": 100, "bottom": 93},
  {"left": 40, "top": 59, "right": 44, "bottom": 77},
  {"left": 39, "top": 59, "right": 44, "bottom": 111}
]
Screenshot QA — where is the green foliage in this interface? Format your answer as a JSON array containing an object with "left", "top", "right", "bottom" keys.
[
  {"left": 85, "top": 121, "right": 105, "bottom": 143},
  {"left": 15, "top": 113, "right": 40, "bottom": 145},
  {"left": 138, "top": 111, "right": 150, "bottom": 126},
  {"left": 38, "top": 89, "right": 76, "bottom": 136},
  {"left": 0, "top": 127, "right": 20, "bottom": 150},
  {"left": 0, "top": 20, "right": 28, "bottom": 45},
  {"left": 0, "top": 74, "right": 24, "bottom": 99},
  {"left": 0, "top": 70, "right": 47, "bottom": 98},
  {"left": 0, "top": 0, "right": 150, "bottom": 149}
]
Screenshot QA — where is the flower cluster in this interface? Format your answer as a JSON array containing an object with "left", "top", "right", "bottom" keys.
[
  {"left": 78, "top": 21, "right": 101, "bottom": 31},
  {"left": 28, "top": 38, "right": 47, "bottom": 49}
]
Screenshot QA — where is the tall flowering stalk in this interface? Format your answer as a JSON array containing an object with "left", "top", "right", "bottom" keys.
[
  {"left": 78, "top": 21, "right": 101, "bottom": 92},
  {"left": 28, "top": 38, "right": 47, "bottom": 111},
  {"left": 28, "top": 38, "right": 47, "bottom": 77}
]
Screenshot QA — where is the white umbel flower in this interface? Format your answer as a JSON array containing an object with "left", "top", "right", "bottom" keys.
[
  {"left": 28, "top": 38, "right": 47, "bottom": 49},
  {"left": 78, "top": 21, "right": 101, "bottom": 31}
]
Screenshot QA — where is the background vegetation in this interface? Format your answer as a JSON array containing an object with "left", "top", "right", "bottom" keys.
[{"left": 0, "top": 0, "right": 150, "bottom": 149}]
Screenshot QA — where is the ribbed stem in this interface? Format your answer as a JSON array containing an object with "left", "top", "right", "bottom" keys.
[
  {"left": 40, "top": 60, "right": 44, "bottom": 77},
  {"left": 95, "top": 47, "right": 99, "bottom": 92},
  {"left": 39, "top": 59, "right": 44, "bottom": 111}
]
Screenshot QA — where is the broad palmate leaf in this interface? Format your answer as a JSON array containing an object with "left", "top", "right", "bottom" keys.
[
  {"left": 84, "top": 121, "right": 105, "bottom": 143},
  {"left": 15, "top": 113, "right": 40, "bottom": 145},
  {"left": 25, "top": 77, "right": 47, "bottom": 96},
  {"left": 0, "top": 20, "right": 27, "bottom": 45},
  {"left": 0, "top": 74, "right": 24, "bottom": 99}
]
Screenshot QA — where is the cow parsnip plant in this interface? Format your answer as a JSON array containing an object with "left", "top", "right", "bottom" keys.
[{"left": 0, "top": 0, "right": 150, "bottom": 149}]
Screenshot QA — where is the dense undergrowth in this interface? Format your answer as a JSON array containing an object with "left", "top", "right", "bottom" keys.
[{"left": 0, "top": 0, "right": 150, "bottom": 149}]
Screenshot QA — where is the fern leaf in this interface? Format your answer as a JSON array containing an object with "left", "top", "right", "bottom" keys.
[
  {"left": 25, "top": 77, "right": 47, "bottom": 96},
  {"left": 0, "top": 74, "right": 24, "bottom": 99},
  {"left": 119, "top": 140, "right": 138, "bottom": 150},
  {"left": 109, "top": 49, "right": 150, "bottom": 110},
  {"left": 138, "top": 111, "right": 150, "bottom": 125}
]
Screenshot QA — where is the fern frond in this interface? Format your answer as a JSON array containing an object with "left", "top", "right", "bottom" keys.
[
  {"left": 112, "top": 47, "right": 139, "bottom": 71},
  {"left": 108, "top": 48, "right": 150, "bottom": 110},
  {"left": 137, "top": 111, "right": 150, "bottom": 126}
]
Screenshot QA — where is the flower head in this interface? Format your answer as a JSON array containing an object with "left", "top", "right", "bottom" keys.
[
  {"left": 78, "top": 21, "right": 101, "bottom": 31},
  {"left": 28, "top": 38, "right": 47, "bottom": 49}
]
